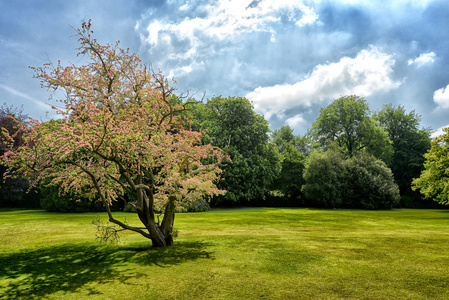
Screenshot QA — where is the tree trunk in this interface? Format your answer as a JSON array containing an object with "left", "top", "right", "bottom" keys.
[
  {"left": 146, "top": 219, "right": 168, "bottom": 247},
  {"left": 134, "top": 175, "right": 169, "bottom": 247},
  {"left": 160, "top": 196, "right": 176, "bottom": 246}
]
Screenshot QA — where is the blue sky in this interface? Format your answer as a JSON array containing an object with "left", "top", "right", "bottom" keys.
[{"left": 1, "top": 0, "right": 448, "bottom": 136}]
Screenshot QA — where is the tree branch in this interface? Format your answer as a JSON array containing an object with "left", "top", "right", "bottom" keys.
[{"left": 61, "top": 160, "right": 153, "bottom": 239}]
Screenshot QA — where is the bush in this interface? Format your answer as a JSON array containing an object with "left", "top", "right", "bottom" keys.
[
  {"left": 302, "top": 150, "right": 346, "bottom": 208},
  {"left": 38, "top": 177, "right": 126, "bottom": 212},
  {"left": 177, "top": 198, "right": 211, "bottom": 212},
  {"left": 303, "top": 149, "right": 400, "bottom": 209},
  {"left": 0, "top": 176, "right": 41, "bottom": 208},
  {"left": 123, "top": 203, "right": 136, "bottom": 213},
  {"left": 344, "top": 153, "right": 400, "bottom": 209},
  {"left": 40, "top": 183, "right": 105, "bottom": 212}
]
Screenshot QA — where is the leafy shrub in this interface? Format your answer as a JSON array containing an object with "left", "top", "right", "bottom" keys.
[
  {"left": 302, "top": 150, "right": 346, "bottom": 208},
  {"left": 303, "top": 149, "right": 400, "bottom": 209},
  {"left": 40, "top": 183, "right": 105, "bottom": 212},
  {"left": 123, "top": 203, "right": 136, "bottom": 213},
  {"left": 177, "top": 198, "right": 211, "bottom": 212},
  {"left": 344, "top": 152, "right": 400, "bottom": 209}
]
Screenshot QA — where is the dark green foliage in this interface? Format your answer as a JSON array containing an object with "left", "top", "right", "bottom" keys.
[
  {"left": 303, "top": 148, "right": 400, "bottom": 209},
  {"left": 375, "top": 104, "right": 431, "bottom": 202},
  {"left": 302, "top": 149, "right": 346, "bottom": 208},
  {"left": 344, "top": 152, "right": 400, "bottom": 209},
  {"left": 39, "top": 182, "right": 106, "bottom": 212},
  {"left": 190, "top": 96, "right": 281, "bottom": 205},
  {"left": 0, "top": 171, "right": 35, "bottom": 207},
  {"left": 38, "top": 177, "right": 120, "bottom": 212},
  {"left": 0, "top": 103, "right": 39, "bottom": 208},
  {"left": 183, "top": 198, "right": 211, "bottom": 212},
  {"left": 270, "top": 125, "right": 307, "bottom": 203},
  {"left": 277, "top": 149, "right": 305, "bottom": 201}
]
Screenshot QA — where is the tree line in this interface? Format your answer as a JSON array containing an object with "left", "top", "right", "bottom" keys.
[
  {"left": 2, "top": 93, "right": 446, "bottom": 211},
  {"left": 184, "top": 94, "right": 438, "bottom": 210},
  {"left": 1, "top": 22, "right": 448, "bottom": 218}
]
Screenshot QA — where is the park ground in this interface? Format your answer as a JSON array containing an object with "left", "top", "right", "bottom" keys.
[{"left": 1, "top": 208, "right": 448, "bottom": 299}]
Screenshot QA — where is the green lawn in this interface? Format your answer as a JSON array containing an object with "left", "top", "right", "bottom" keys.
[{"left": 1, "top": 208, "right": 448, "bottom": 299}]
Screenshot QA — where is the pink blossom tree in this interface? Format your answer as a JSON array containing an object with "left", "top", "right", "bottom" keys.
[{"left": 1, "top": 21, "right": 227, "bottom": 247}]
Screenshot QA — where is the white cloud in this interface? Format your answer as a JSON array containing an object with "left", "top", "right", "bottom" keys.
[
  {"left": 145, "top": 20, "right": 166, "bottom": 46},
  {"left": 246, "top": 46, "right": 401, "bottom": 118},
  {"left": 137, "top": 0, "right": 319, "bottom": 46},
  {"left": 408, "top": 52, "right": 436, "bottom": 66},
  {"left": 431, "top": 125, "right": 449, "bottom": 139},
  {"left": 332, "top": 0, "right": 437, "bottom": 9},
  {"left": 433, "top": 84, "right": 449, "bottom": 109},
  {"left": 135, "top": 0, "right": 320, "bottom": 79},
  {"left": 294, "top": 5, "right": 319, "bottom": 27},
  {"left": 179, "top": 2, "right": 190, "bottom": 11},
  {"left": 285, "top": 114, "right": 306, "bottom": 128},
  {"left": 166, "top": 60, "right": 205, "bottom": 78}
]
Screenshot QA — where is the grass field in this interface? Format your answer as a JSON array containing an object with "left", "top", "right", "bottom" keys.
[{"left": 1, "top": 208, "right": 448, "bottom": 299}]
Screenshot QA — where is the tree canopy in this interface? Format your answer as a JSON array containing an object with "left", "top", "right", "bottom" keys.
[
  {"left": 1, "top": 21, "right": 227, "bottom": 247},
  {"left": 412, "top": 127, "right": 449, "bottom": 205},
  {"left": 311, "top": 95, "right": 392, "bottom": 163},
  {"left": 190, "top": 96, "right": 280, "bottom": 204},
  {"left": 375, "top": 104, "right": 431, "bottom": 201},
  {"left": 305, "top": 96, "right": 402, "bottom": 209},
  {"left": 270, "top": 125, "right": 307, "bottom": 202},
  {"left": 302, "top": 147, "right": 400, "bottom": 209}
]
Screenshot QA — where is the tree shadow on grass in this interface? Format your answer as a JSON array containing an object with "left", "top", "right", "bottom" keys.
[{"left": 0, "top": 241, "right": 212, "bottom": 299}]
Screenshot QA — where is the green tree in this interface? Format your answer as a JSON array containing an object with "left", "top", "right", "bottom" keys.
[
  {"left": 344, "top": 152, "right": 400, "bottom": 209},
  {"left": 375, "top": 104, "right": 431, "bottom": 204},
  {"left": 271, "top": 125, "right": 306, "bottom": 203},
  {"left": 302, "top": 147, "right": 346, "bottom": 208},
  {"left": 192, "top": 96, "right": 281, "bottom": 205},
  {"left": 302, "top": 146, "right": 399, "bottom": 209},
  {"left": 311, "top": 95, "right": 392, "bottom": 163},
  {"left": 412, "top": 127, "right": 449, "bottom": 205}
]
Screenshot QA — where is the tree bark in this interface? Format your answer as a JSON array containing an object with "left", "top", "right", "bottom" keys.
[
  {"left": 133, "top": 175, "right": 168, "bottom": 247},
  {"left": 160, "top": 196, "right": 176, "bottom": 246}
]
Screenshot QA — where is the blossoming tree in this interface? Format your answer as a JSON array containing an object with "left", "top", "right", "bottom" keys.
[{"left": 1, "top": 21, "right": 227, "bottom": 247}]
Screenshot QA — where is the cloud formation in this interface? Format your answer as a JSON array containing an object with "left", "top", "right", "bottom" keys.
[
  {"left": 433, "top": 84, "right": 449, "bottom": 109},
  {"left": 285, "top": 114, "right": 306, "bottom": 128},
  {"left": 431, "top": 124, "right": 449, "bottom": 138},
  {"left": 408, "top": 52, "right": 436, "bottom": 67},
  {"left": 135, "top": 0, "right": 319, "bottom": 78},
  {"left": 138, "top": 0, "right": 318, "bottom": 44},
  {"left": 246, "top": 47, "right": 401, "bottom": 119},
  {"left": 1, "top": 0, "right": 449, "bottom": 135}
]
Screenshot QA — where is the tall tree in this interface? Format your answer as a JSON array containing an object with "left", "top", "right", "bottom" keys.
[
  {"left": 311, "top": 95, "right": 392, "bottom": 163},
  {"left": 191, "top": 96, "right": 281, "bottom": 204},
  {"left": 271, "top": 125, "right": 306, "bottom": 202},
  {"left": 1, "top": 21, "right": 226, "bottom": 247},
  {"left": 412, "top": 127, "right": 449, "bottom": 205},
  {"left": 375, "top": 104, "right": 431, "bottom": 201}
]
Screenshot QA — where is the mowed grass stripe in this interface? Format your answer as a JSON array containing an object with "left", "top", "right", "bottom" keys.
[{"left": 0, "top": 208, "right": 448, "bottom": 299}]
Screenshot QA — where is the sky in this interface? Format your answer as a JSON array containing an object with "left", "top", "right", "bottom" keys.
[{"left": 1, "top": 0, "right": 449, "bottom": 136}]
